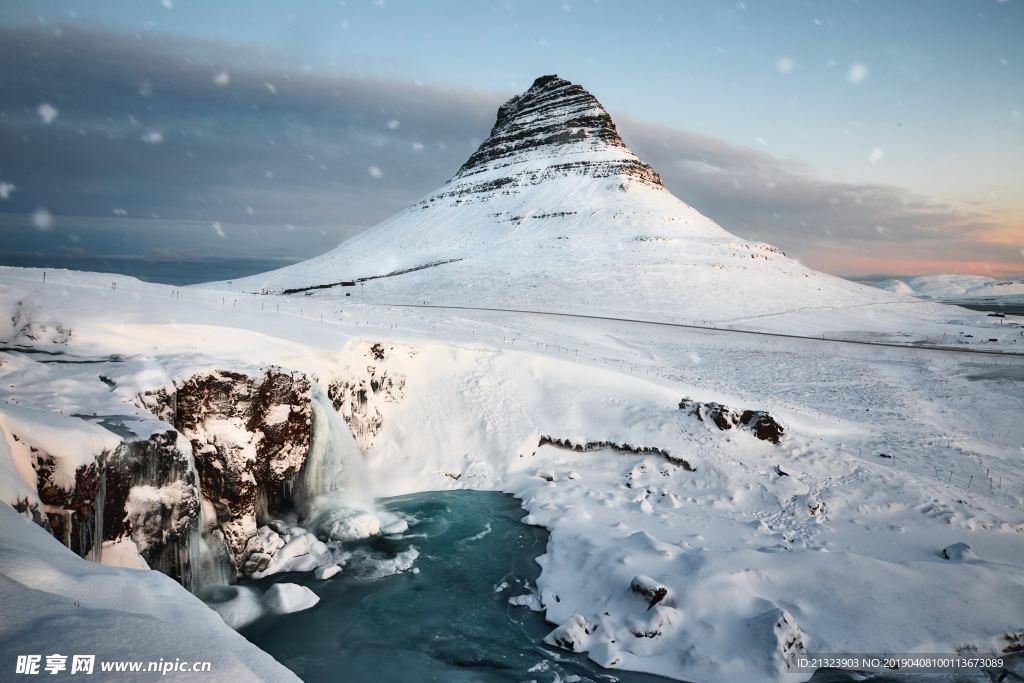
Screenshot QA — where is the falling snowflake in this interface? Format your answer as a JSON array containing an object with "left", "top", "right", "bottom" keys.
[
  {"left": 112, "top": 208, "right": 127, "bottom": 216},
  {"left": 775, "top": 57, "right": 797, "bottom": 75},
  {"left": 213, "top": 71, "right": 231, "bottom": 86},
  {"left": 32, "top": 208, "right": 54, "bottom": 231},
  {"left": 411, "top": 142, "right": 425, "bottom": 152},
  {"left": 37, "top": 103, "right": 59, "bottom": 125},
  {"left": 212, "top": 221, "right": 226, "bottom": 238},
  {"left": 868, "top": 147, "right": 885, "bottom": 164},
  {"left": 368, "top": 165, "right": 383, "bottom": 178},
  {"left": 265, "top": 83, "right": 277, "bottom": 94},
  {"left": 847, "top": 62, "right": 869, "bottom": 84},
  {"left": 161, "top": 0, "right": 174, "bottom": 7},
  {"left": 386, "top": 119, "right": 400, "bottom": 129},
  {"left": 141, "top": 130, "right": 164, "bottom": 144},
  {"left": 0, "top": 182, "right": 14, "bottom": 200}
]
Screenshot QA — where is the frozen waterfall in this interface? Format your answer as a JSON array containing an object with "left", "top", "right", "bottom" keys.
[{"left": 299, "top": 384, "right": 376, "bottom": 514}]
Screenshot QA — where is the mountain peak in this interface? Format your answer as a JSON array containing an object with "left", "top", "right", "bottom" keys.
[{"left": 431, "top": 74, "right": 662, "bottom": 204}]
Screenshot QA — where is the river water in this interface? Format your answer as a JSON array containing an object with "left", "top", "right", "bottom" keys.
[{"left": 239, "top": 490, "right": 671, "bottom": 682}]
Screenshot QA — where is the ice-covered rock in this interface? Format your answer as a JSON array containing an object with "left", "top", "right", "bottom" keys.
[
  {"left": 509, "top": 591, "right": 544, "bottom": 611},
  {"left": 264, "top": 583, "right": 320, "bottom": 614},
  {"left": 940, "top": 542, "right": 980, "bottom": 561},
  {"left": 326, "top": 344, "right": 406, "bottom": 450},
  {"left": 544, "top": 613, "right": 597, "bottom": 653},
  {"left": 749, "top": 607, "right": 807, "bottom": 674},
  {"left": 314, "top": 564, "right": 341, "bottom": 580},
  {"left": 314, "top": 508, "right": 381, "bottom": 541},
  {"left": 625, "top": 605, "right": 682, "bottom": 656},
  {"left": 629, "top": 574, "right": 672, "bottom": 609},
  {"left": 100, "top": 536, "right": 149, "bottom": 570}
]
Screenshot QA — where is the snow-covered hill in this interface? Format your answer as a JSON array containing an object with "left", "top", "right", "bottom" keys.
[
  {"left": 875, "top": 274, "right": 1024, "bottom": 303},
  {"left": 224, "top": 75, "right": 905, "bottom": 328}
]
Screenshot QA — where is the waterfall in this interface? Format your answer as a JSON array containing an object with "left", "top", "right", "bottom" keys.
[{"left": 298, "top": 385, "right": 376, "bottom": 514}]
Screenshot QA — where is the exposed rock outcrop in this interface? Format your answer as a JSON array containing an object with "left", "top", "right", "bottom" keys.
[
  {"left": 17, "top": 426, "right": 200, "bottom": 582},
  {"left": 140, "top": 367, "right": 312, "bottom": 570},
  {"left": 750, "top": 607, "right": 807, "bottom": 673},
  {"left": 9, "top": 300, "right": 72, "bottom": 346},
  {"left": 423, "top": 74, "right": 662, "bottom": 206},
  {"left": 12, "top": 364, "right": 325, "bottom": 587},
  {"left": 544, "top": 613, "right": 597, "bottom": 653},
  {"left": 536, "top": 435, "right": 695, "bottom": 471},
  {"left": 629, "top": 575, "right": 671, "bottom": 610},
  {"left": 678, "top": 398, "right": 785, "bottom": 444},
  {"left": 327, "top": 343, "right": 406, "bottom": 450}
]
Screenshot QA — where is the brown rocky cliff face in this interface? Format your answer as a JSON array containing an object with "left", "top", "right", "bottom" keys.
[
  {"left": 143, "top": 367, "right": 312, "bottom": 570},
  {"left": 13, "top": 366, "right": 314, "bottom": 587}
]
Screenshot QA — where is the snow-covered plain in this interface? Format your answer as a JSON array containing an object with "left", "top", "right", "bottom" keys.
[
  {"left": 2, "top": 75, "right": 1024, "bottom": 682},
  {"left": 874, "top": 274, "right": 1024, "bottom": 304},
  {"left": 1, "top": 264, "right": 1023, "bottom": 682}
]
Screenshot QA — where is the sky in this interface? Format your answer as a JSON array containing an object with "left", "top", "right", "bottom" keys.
[{"left": 0, "top": 0, "right": 1021, "bottom": 283}]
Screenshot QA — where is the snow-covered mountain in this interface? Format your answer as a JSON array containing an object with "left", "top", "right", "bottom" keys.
[
  {"left": 227, "top": 75, "right": 898, "bottom": 324},
  {"left": 874, "top": 274, "right": 1024, "bottom": 303},
  {"left": 4, "top": 75, "right": 1023, "bottom": 683}
]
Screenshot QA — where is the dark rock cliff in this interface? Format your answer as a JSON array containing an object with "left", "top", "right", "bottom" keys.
[{"left": 422, "top": 74, "right": 663, "bottom": 205}]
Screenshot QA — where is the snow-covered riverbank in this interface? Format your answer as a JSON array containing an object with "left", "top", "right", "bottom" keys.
[{"left": 2, "top": 265, "right": 1023, "bottom": 682}]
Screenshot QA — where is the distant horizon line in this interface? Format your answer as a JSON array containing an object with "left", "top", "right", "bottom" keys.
[{"left": 1, "top": 250, "right": 1021, "bottom": 289}]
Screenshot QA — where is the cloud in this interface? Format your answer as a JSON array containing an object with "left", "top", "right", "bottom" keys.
[
  {"left": 618, "top": 118, "right": 1022, "bottom": 276},
  {"left": 0, "top": 25, "right": 1018, "bottom": 279}
]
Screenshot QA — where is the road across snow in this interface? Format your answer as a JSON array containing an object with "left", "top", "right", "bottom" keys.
[{"left": 379, "top": 301, "right": 1024, "bottom": 357}]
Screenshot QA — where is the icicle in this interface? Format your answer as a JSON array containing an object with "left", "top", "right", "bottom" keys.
[
  {"left": 191, "top": 498, "right": 233, "bottom": 590},
  {"left": 91, "top": 469, "right": 106, "bottom": 564},
  {"left": 164, "top": 428, "right": 234, "bottom": 593}
]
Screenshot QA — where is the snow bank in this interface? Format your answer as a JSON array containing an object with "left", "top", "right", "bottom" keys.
[
  {"left": 0, "top": 404, "right": 121, "bottom": 491},
  {"left": 0, "top": 504, "right": 298, "bottom": 681}
]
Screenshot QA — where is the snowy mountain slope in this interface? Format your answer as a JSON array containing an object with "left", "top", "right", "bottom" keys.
[
  {"left": 223, "top": 75, "right": 907, "bottom": 328},
  {"left": 0, "top": 503, "right": 298, "bottom": 682},
  {"left": 875, "top": 274, "right": 1024, "bottom": 303}
]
